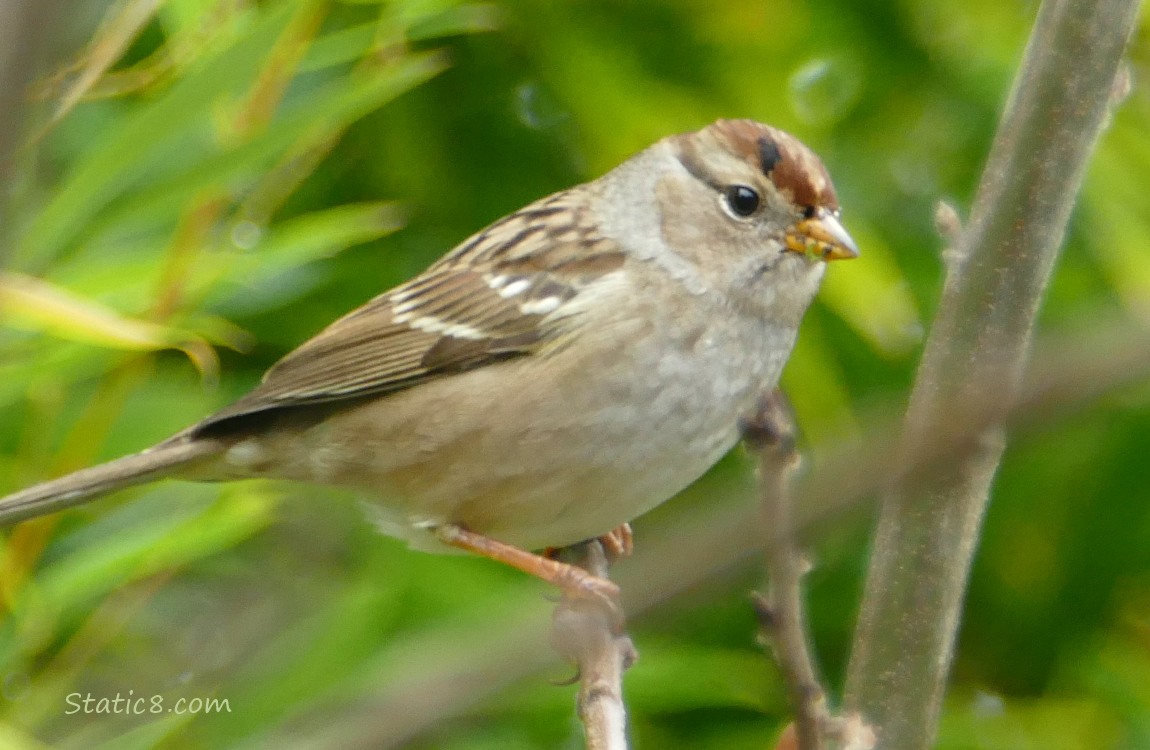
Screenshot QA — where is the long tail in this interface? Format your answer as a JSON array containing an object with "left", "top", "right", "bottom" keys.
[{"left": 0, "top": 439, "right": 222, "bottom": 526}]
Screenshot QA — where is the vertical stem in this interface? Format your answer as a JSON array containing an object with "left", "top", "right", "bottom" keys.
[
  {"left": 843, "top": 1, "right": 1141, "bottom": 747},
  {"left": 0, "top": 0, "right": 60, "bottom": 268},
  {"left": 744, "top": 391, "right": 830, "bottom": 750},
  {"left": 555, "top": 540, "right": 635, "bottom": 750}
]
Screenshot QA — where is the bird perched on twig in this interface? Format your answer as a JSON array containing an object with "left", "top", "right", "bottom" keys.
[{"left": 0, "top": 119, "right": 856, "bottom": 602}]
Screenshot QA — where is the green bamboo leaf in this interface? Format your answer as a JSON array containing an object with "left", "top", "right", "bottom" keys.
[
  {"left": 18, "top": 2, "right": 306, "bottom": 268},
  {"left": 0, "top": 272, "right": 218, "bottom": 376},
  {"left": 195, "top": 202, "right": 407, "bottom": 315},
  {"left": 159, "top": 0, "right": 241, "bottom": 38},
  {"left": 0, "top": 485, "right": 276, "bottom": 672},
  {"left": 0, "top": 343, "right": 111, "bottom": 408},
  {"left": 303, "top": 2, "right": 499, "bottom": 71},
  {"left": 407, "top": 3, "right": 502, "bottom": 40},
  {"left": 45, "top": 0, "right": 162, "bottom": 127},
  {"left": 228, "top": 202, "right": 407, "bottom": 273},
  {"left": 299, "top": 22, "right": 377, "bottom": 72},
  {"left": 86, "top": 52, "right": 447, "bottom": 243}
]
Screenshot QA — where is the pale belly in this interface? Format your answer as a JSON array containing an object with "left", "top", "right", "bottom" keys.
[{"left": 218, "top": 307, "right": 796, "bottom": 552}]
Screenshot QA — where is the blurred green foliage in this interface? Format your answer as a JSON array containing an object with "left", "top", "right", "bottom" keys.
[{"left": 0, "top": 0, "right": 1148, "bottom": 747}]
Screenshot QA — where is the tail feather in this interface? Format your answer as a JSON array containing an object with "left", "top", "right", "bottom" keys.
[{"left": 0, "top": 439, "right": 222, "bottom": 526}]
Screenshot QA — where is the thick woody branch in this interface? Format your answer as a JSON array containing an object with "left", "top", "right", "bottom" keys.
[
  {"left": 552, "top": 539, "right": 637, "bottom": 750},
  {"left": 843, "top": 0, "right": 1142, "bottom": 747}
]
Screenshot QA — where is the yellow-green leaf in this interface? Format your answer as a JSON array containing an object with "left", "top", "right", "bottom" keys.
[{"left": 0, "top": 272, "right": 219, "bottom": 377}]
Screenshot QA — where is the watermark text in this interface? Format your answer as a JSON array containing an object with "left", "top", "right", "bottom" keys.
[{"left": 64, "top": 691, "right": 230, "bottom": 715}]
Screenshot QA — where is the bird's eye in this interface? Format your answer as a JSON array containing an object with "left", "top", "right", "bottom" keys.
[
  {"left": 802, "top": 205, "right": 817, "bottom": 219},
  {"left": 724, "top": 185, "right": 761, "bottom": 217}
]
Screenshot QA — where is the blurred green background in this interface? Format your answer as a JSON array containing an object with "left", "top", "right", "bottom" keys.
[{"left": 0, "top": 1, "right": 1148, "bottom": 747}]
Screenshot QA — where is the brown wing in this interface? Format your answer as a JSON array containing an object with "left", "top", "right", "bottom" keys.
[{"left": 195, "top": 190, "right": 624, "bottom": 435}]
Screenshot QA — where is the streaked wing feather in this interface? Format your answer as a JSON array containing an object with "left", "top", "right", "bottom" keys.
[{"left": 196, "top": 190, "right": 624, "bottom": 434}]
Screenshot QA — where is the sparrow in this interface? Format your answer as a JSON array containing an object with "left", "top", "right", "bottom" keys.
[{"left": 0, "top": 119, "right": 856, "bottom": 599}]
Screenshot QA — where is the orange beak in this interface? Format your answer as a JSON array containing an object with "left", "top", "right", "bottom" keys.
[{"left": 784, "top": 209, "right": 859, "bottom": 261}]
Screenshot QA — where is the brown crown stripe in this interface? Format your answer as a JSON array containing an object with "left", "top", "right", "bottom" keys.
[{"left": 709, "top": 119, "right": 839, "bottom": 211}]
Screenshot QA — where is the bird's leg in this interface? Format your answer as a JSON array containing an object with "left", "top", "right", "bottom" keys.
[
  {"left": 596, "top": 523, "right": 633, "bottom": 562},
  {"left": 543, "top": 523, "right": 633, "bottom": 563},
  {"left": 435, "top": 523, "right": 622, "bottom": 620}
]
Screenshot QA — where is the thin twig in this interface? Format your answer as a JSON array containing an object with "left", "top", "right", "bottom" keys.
[
  {"left": 742, "top": 391, "right": 830, "bottom": 750},
  {"left": 552, "top": 540, "right": 636, "bottom": 750},
  {"left": 743, "top": 392, "right": 877, "bottom": 750}
]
